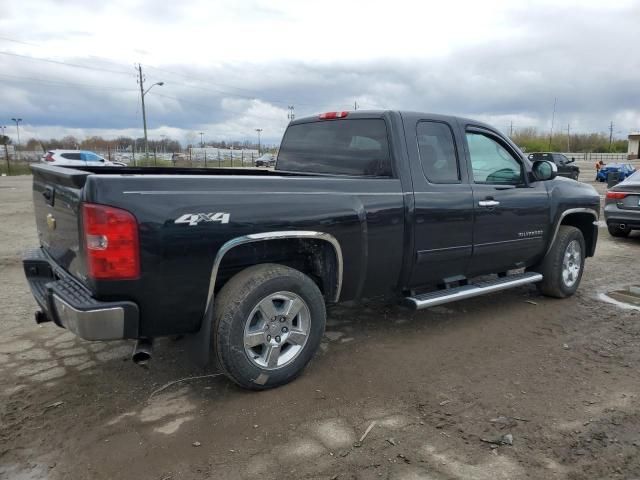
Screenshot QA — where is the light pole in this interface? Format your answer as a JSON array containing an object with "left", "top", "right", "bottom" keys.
[
  {"left": 11, "top": 118, "right": 22, "bottom": 159},
  {"left": 137, "top": 64, "right": 164, "bottom": 159},
  {"left": 160, "top": 134, "right": 167, "bottom": 154},
  {"left": 255, "top": 128, "right": 262, "bottom": 155},
  {"left": 199, "top": 132, "right": 204, "bottom": 148}
]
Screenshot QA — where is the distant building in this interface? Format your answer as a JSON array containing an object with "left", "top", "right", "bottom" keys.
[{"left": 628, "top": 133, "right": 640, "bottom": 160}]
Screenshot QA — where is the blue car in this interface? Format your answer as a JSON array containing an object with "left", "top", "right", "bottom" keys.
[{"left": 596, "top": 163, "right": 636, "bottom": 182}]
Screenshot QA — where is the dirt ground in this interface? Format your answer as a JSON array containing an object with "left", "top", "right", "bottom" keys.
[{"left": 1, "top": 174, "right": 640, "bottom": 480}]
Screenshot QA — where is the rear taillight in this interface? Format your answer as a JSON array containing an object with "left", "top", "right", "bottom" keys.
[
  {"left": 82, "top": 203, "right": 139, "bottom": 280},
  {"left": 606, "top": 191, "right": 628, "bottom": 200},
  {"left": 319, "top": 111, "right": 349, "bottom": 120},
  {"left": 45, "top": 153, "right": 54, "bottom": 162}
]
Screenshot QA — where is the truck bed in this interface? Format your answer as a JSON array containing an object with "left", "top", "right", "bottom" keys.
[{"left": 29, "top": 163, "right": 406, "bottom": 338}]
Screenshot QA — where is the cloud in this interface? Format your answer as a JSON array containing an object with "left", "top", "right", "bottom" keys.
[{"left": 0, "top": 0, "right": 638, "bottom": 145}]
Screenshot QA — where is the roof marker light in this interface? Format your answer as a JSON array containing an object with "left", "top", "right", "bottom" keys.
[{"left": 319, "top": 111, "right": 349, "bottom": 120}]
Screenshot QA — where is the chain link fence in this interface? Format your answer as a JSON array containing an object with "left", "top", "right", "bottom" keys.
[{"left": 1, "top": 147, "right": 273, "bottom": 175}]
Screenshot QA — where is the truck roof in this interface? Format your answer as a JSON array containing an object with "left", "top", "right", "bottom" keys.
[{"left": 291, "top": 110, "right": 498, "bottom": 132}]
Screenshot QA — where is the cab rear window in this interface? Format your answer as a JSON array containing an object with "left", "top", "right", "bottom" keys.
[{"left": 277, "top": 119, "right": 392, "bottom": 176}]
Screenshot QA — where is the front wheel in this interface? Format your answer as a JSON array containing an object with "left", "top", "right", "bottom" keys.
[
  {"left": 214, "top": 264, "right": 326, "bottom": 390},
  {"left": 533, "top": 226, "right": 586, "bottom": 298}
]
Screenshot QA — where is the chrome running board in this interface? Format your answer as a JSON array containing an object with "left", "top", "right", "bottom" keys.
[{"left": 405, "top": 272, "right": 543, "bottom": 310}]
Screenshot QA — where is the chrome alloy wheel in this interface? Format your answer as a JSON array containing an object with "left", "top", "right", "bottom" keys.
[
  {"left": 562, "top": 240, "right": 582, "bottom": 288},
  {"left": 243, "top": 291, "right": 311, "bottom": 370}
]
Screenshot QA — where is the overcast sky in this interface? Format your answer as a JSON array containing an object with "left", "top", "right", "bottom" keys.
[{"left": 1, "top": 0, "right": 638, "bottom": 146}]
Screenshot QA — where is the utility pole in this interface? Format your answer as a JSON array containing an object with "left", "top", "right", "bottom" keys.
[
  {"left": 287, "top": 105, "right": 295, "bottom": 122},
  {"left": 137, "top": 64, "right": 164, "bottom": 160},
  {"left": 609, "top": 121, "right": 614, "bottom": 152},
  {"left": 199, "top": 132, "right": 204, "bottom": 148},
  {"left": 509, "top": 121, "right": 513, "bottom": 137},
  {"left": 255, "top": 128, "right": 263, "bottom": 155},
  {"left": 3, "top": 142, "right": 8, "bottom": 175},
  {"left": 548, "top": 97, "right": 557, "bottom": 150},
  {"left": 567, "top": 124, "right": 571, "bottom": 152},
  {"left": 354, "top": 101, "right": 359, "bottom": 111},
  {"left": 11, "top": 118, "right": 22, "bottom": 159},
  {"left": 2, "top": 125, "right": 9, "bottom": 174},
  {"left": 137, "top": 65, "right": 147, "bottom": 159}
]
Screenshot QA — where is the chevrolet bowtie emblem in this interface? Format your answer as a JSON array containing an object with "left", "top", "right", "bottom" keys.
[{"left": 46, "top": 213, "right": 56, "bottom": 230}]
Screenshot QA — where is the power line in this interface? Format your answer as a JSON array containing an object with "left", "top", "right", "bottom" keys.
[
  {"left": 152, "top": 93, "right": 289, "bottom": 123},
  {"left": 0, "top": 42, "right": 347, "bottom": 113},
  {"left": 0, "top": 50, "right": 133, "bottom": 76},
  {"left": 142, "top": 63, "right": 328, "bottom": 108},
  {"left": 0, "top": 72, "right": 136, "bottom": 91}
]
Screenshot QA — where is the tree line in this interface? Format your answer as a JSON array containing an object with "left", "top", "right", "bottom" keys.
[
  {"left": 4, "top": 135, "right": 265, "bottom": 153},
  {"left": 511, "top": 128, "right": 628, "bottom": 153}
]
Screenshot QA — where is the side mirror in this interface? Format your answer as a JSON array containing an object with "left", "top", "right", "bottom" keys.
[
  {"left": 570, "top": 157, "right": 575, "bottom": 162},
  {"left": 532, "top": 160, "right": 557, "bottom": 181}
]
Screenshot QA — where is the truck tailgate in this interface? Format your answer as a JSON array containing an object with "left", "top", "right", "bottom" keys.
[{"left": 31, "top": 164, "right": 90, "bottom": 282}]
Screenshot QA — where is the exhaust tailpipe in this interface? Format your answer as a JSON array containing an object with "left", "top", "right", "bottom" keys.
[
  {"left": 132, "top": 338, "right": 153, "bottom": 365},
  {"left": 620, "top": 224, "right": 627, "bottom": 230}
]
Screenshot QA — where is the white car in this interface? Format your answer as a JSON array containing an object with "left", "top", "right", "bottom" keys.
[{"left": 42, "top": 150, "right": 125, "bottom": 167}]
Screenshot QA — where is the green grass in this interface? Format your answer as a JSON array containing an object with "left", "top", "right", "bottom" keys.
[{"left": 0, "top": 162, "right": 32, "bottom": 176}]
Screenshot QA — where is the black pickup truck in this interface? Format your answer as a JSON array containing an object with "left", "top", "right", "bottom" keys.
[{"left": 23, "top": 111, "right": 600, "bottom": 389}]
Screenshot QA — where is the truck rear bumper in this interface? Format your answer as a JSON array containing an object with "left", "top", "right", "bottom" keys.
[{"left": 22, "top": 248, "right": 139, "bottom": 340}]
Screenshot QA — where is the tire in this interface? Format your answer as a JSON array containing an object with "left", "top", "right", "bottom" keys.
[
  {"left": 214, "top": 263, "right": 326, "bottom": 390},
  {"left": 534, "top": 226, "right": 586, "bottom": 298},
  {"left": 608, "top": 224, "right": 630, "bottom": 238}
]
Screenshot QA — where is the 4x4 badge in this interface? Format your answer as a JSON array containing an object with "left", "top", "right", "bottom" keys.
[{"left": 174, "top": 212, "right": 230, "bottom": 226}]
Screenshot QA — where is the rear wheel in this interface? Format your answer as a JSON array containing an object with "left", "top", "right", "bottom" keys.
[
  {"left": 534, "top": 226, "right": 586, "bottom": 298},
  {"left": 608, "top": 224, "right": 631, "bottom": 238},
  {"left": 214, "top": 263, "right": 326, "bottom": 390}
]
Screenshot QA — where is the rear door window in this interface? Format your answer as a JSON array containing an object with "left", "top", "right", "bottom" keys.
[
  {"left": 416, "top": 121, "right": 460, "bottom": 183},
  {"left": 61, "top": 153, "right": 82, "bottom": 160},
  {"left": 277, "top": 119, "right": 392, "bottom": 176}
]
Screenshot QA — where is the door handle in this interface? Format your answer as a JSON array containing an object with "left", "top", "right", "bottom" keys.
[{"left": 478, "top": 200, "right": 500, "bottom": 207}]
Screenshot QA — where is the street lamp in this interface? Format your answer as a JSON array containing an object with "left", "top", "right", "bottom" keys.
[
  {"left": 199, "top": 132, "right": 205, "bottom": 148},
  {"left": 11, "top": 118, "right": 22, "bottom": 159},
  {"left": 138, "top": 73, "right": 164, "bottom": 159},
  {"left": 255, "top": 128, "right": 262, "bottom": 155}
]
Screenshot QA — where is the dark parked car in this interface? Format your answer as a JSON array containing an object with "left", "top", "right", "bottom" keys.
[
  {"left": 596, "top": 163, "right": 636, "bottom": 183},
  {"left": 604, "top": 169, "right": 640, "bottom": 237},
  {"left": 527, "top": 152, "right": 580, "bottom": 180},
  {"left": 255, "top": 154, "right": 275, "bottom": 167},
  {"left": 23, "top": 110, "right": 600, "bottom": 389}
]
